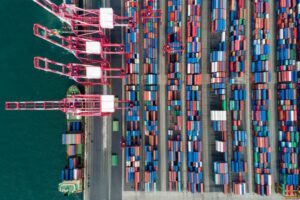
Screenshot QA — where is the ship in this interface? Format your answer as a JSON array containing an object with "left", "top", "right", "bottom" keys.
[{"left": 59, "top": 85, "right": 84, "bottom": 196}]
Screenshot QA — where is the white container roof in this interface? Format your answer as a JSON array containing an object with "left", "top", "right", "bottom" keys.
[
  {"left": 86, "top": 67, "right": 102, "bottom": 79},
  {"left": 99, "top": 8, "right": 114, "bottom": 29},
  {"left": 100, "top": 95, "right": 115, "bottom": 113},
  {"left": 86, "top": 41, "right": 102, "bottom": 54}
]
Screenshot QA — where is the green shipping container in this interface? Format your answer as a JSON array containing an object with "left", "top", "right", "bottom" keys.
[
  {"left": 222, "top": 100, "right": 226, "bottom": 110},
  {"left": 77, "top": 144, "right": 83, "bottom": 155},
  {"left": 112, "top": 154, "right": 118, "bottom": 167},
  {"left": 113, "top": 120, "right": 119, "bottom": 132}
]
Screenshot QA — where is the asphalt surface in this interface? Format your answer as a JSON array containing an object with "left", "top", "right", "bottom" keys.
[
  {"left": 109, "top": 0, "right": 125, "bottom": 200},
  {"left": 268, "top": 0, "right": 279, "bottom": 192},
  {"left": 139, "top": 1, "right": 146, "bottom": 191},
  {"left": 245, "top": 0, "right": 254, "bottom": 193},
  {"left": 83, "top": 0, "right": 112, "bottom": 200},
  {"left": 201, "top": 0, "right": 210, "bottom": 192},
  {"left": 158, "top": 0, "right": 167, "bottom": 191},
  {"left": 181, "top": 0, "right": 188, "bottom": 191}
]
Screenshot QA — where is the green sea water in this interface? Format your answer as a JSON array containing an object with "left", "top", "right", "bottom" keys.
[{"left": 0, "top": 0, "right": 82, "bottom": 199}]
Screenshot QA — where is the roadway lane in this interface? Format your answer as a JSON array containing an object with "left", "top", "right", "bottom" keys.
[
  {"left": 181, "top": 0, "right": 187, "bottom": 191},
  {"left": 201, "top": 0, "right": 211, "bottom": 192},
  {"left": 83, "top": 0, "right": 110, "bottom": 200},
  {"left": 225, "top": 1, "right": 232, "bottom": 192},
  {"left": 109, "top": 0, "right": 124, "bottom": 199},
  {"left": 139, "top": 0, "right": 146, "bottom": 191},
  {"left": 268, "top": 0, "right": 278, "bottom": 192},
  {"left": 245, "top": 0, "right": 254, "bottom": 193},
  {"left": 158, "top": 0, "right": 167, "bottom": 192}
]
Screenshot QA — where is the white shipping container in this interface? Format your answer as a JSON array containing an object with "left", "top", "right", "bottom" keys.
[
  {"left": 211, "top": 110, "right": 227, "bottom": 121},
  {"left": 233, "top": 182, "right": 247, "bottom": 195},
  {"left": 188, "top": 141, "right": 193, "bottom": 152},
  {"left": 267, "top": 175, "right": 272, "bottom": 186},
  {"left": 211, "top": 62, "right": 218, "bottom": 72},
  {"left": 216, "top": 140, "right": 226, "bottom": 152},
  {"left": 297, "top": 61, "right": 300, "bottom": 71},
  {"left": 221, "top": 32, "right": 226, "bottom": 42},
  {"left": 279, "top": 29, "right": 283, "bottom": 39},
  {"left": 134, "top": 161, "right": 140, "bottom": 167}
]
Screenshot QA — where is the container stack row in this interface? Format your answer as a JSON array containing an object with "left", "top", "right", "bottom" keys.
[
  {"left": 186, "top": 0, "right": 203, "bottom": 193},
  {"left": 143, "top": 0, "right": 159, "bottom": 192},
  {"left": 229, "top": 86, "right": 247, "bottom": 195},
  {"left": 210, "top": 0, "right": 229, "bottom": 193},
  {"left": 276, "top": 0, "right": 300, "bottom": 196},
  {"left": 125, "top": 0, "right": 141, "bottom": 191},
  {"left": 167, "top": 0, "right": 183, "bottom": 192},
  {"left": 229, "top": 0, "right": 246, "bottom": 80},
  {"left": 229, "top": 0, "right": 248, "bottom": 195},
  {"left": 61, "top": 121, "right": 83, "bottom": 182},
  {"left": 251, "top": 0, "right": 272, "bottom": 196}
]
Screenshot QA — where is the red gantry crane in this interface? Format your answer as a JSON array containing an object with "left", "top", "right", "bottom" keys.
[
  {"left": 141, "top": 2, "right": 162, "bottom": 23},
  {"left": 34, "top": 57, "right": 125, "bottom": 85},
  {"left": 163, "top": 43, "right": 184, "bottom": 55},
  {"left": 34, "top": 24, "right": 125, "bottom": 64},
  {"left": 33, "top": 0, "right": 134, "bottom": 38},
  {"left": 6, "top": 95, "right": 131, "bottom": 117}
]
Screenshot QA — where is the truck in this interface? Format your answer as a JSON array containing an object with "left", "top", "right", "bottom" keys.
[
  {"left": 112, "top": 153, "right": 118, "bottom": 167},
  {"left": 113, "top": 119, "right": 119, "bottom": 132}
]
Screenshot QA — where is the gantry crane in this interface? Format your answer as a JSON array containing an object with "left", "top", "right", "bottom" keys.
[
  {"left": 163, "top": 43, "right": 185, "bottom": 55},
  {"left": 33, "top": 0, "right": 134, "bottom": 38},
  {"left": 34, "top": 57, "right": 125, "bottom": 85},
  {"left": 141, "top": 1, "right": 162, "bottom": 23},
  {"left": 6, "top": 95, "right": 131, "bottom": 117},
  {"left": 34, "top": 24, "right": 125, "bottom": 64}
]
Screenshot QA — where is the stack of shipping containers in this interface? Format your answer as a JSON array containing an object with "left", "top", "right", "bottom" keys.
[
  {"left": 251, "top": 0, "right": 272, "bottom": 195},
  {"left": 276, "top": 0, "right": 300, "bottom": 196},
  {"left": 186, "top": 0, "right": 203, "bottom": 193},
  {"left": 167, "top": 0, "right": 183, "bottom": 192},
  {"left": 210, "top": 0, "right": 229, "bottom": 193},
  {"left": 298, "top": 0, "right": 300, "bottom": 194},
  {"left": 229, "top": 0, "right": 247, "bottom": 195},
  {"left": 298, "top": 3, "right": 300, "bottom": 196},
  {"left": 143, "top": 0, "right": 159, "bottom": 192},
  {"left": 61, "top": 122, "right": 83, "bottom": 181},
  {"left": 125, "top": 0, "right": 141, "bottom": 190}
]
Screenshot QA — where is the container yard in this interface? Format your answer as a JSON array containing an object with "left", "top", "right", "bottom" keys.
[
  {"left": 3, "top": 0, "right": 300, "bottom": 199},
  {"left": 275, "top": 0, "right": 300, "bottom": 196}
]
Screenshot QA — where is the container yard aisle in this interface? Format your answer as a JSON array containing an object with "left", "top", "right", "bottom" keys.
[
  {"left": 268, "top": 0, "right": 278, "bottom": 192},
  {"left": 159, "top": 0, "right": 167, "bottom": 192},
  {"left": 139, "top": 0, "right": 146, "bottom": 191},
  {"left": 245, "top": 0, "right": 253, "bottom": 193},
  {"left": 225, "top": 1, "right": 232, "bottom": 193},
  {"left": 181, "top": 0, "right": 187, "bottom": 192},
  {"left": 201, "top": 0, "right": 211, "bottom": 192}
]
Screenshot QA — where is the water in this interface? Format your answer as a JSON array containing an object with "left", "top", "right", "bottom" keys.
[{"left": 0, "top": 0, "right": 82, "bottom": 199}]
